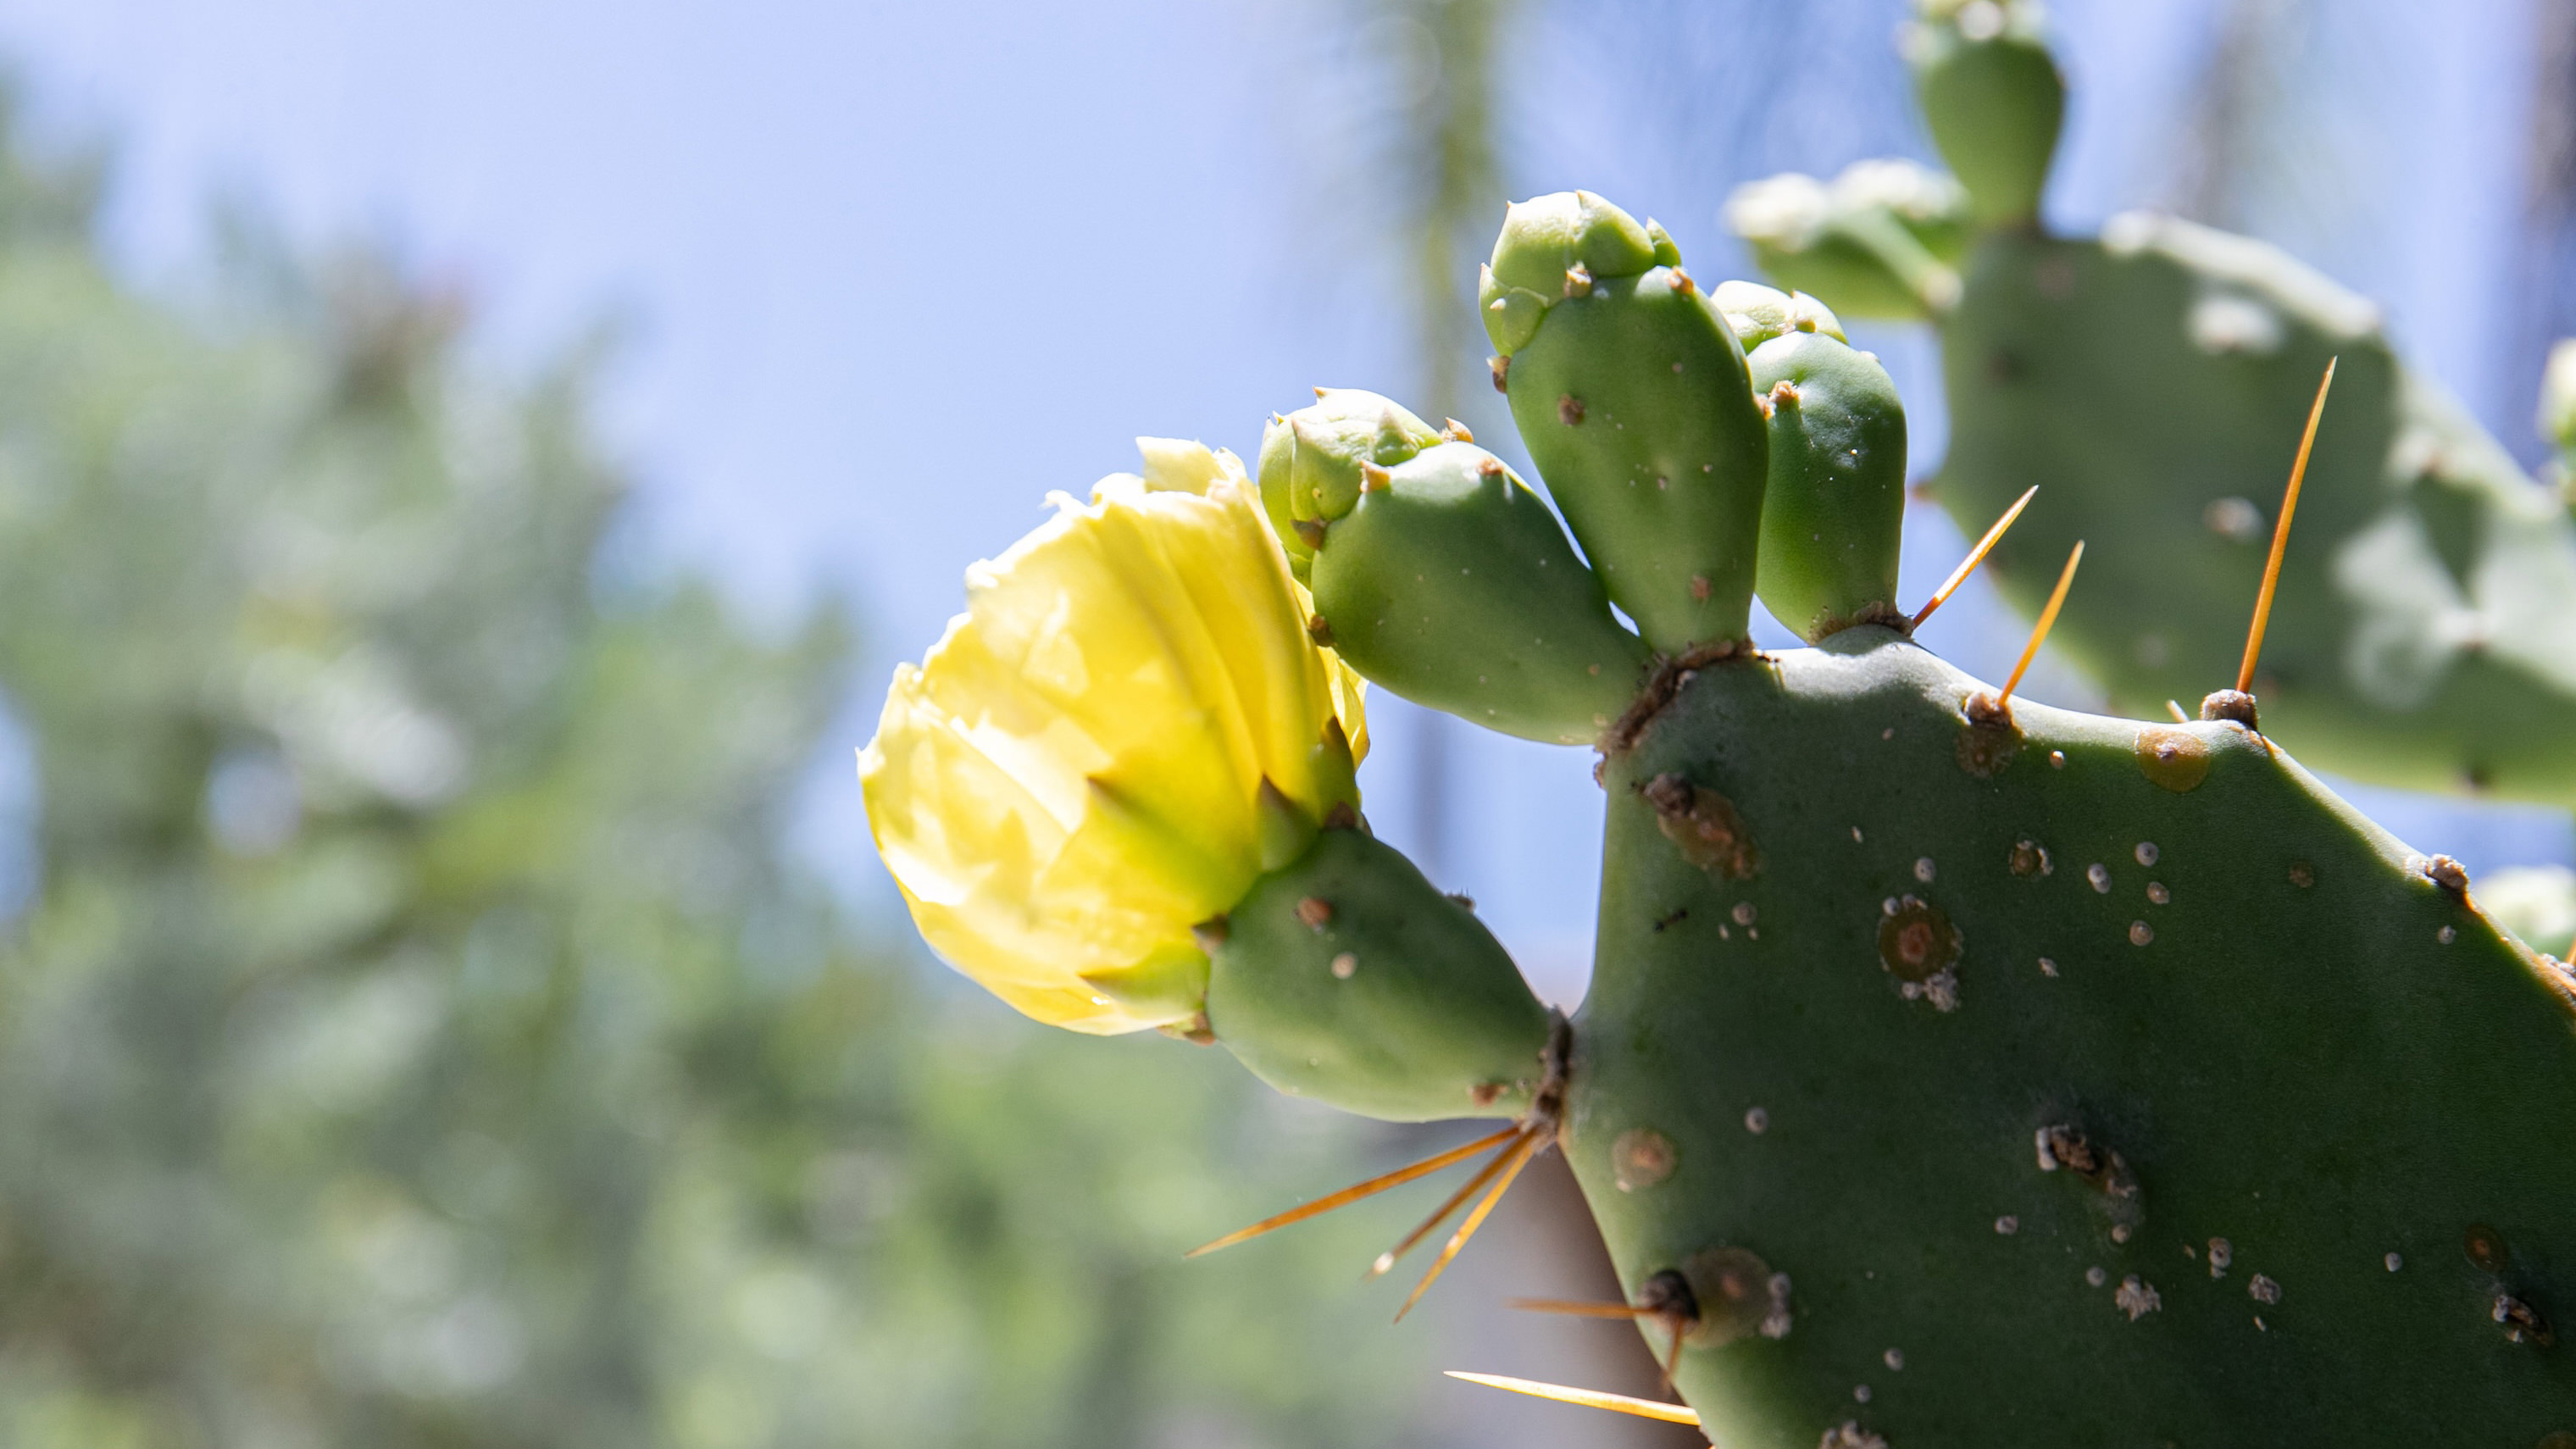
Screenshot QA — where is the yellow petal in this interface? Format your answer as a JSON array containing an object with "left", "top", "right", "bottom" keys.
[
  {"left": 1135, "top": 436, "right": 1241, "bottom": 494},
  {"left": 858, "top": 438, "right": 1367, "bottom": 1034}
]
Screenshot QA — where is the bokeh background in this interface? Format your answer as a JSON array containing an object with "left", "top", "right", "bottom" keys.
[{"left": 0, "top": 1, "right": 2558, "bottom": 1445}]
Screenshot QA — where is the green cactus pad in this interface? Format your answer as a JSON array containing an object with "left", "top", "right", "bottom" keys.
[
  {"left": 1832, "top": 158, "right": 1972, "bottom": 268},
  {"left": 1307, "top": 440, "right": 1647, "bottom": 744},
  {"left": 1746, "top": 330, "right": 1907, "bottom": 641},
  {"left": 1934, "top": 216, "right": 2576, "bottom": 803},
  {"left": 1206, "top": 825, "right": 1553, "bottom": 1124},
  {"left": 1727, "top": 162, "right": 1969, "bottom": 321},
  {"left": 1905, "top": 0, "right": 2064, "bottom": 228},
  {"left": 1726, "top": 10, "right": 2576, "bottom": 808},
  {"left": 1489, "top": 238, "right": 1769, "bottom": 652},
  {"left": 1572, "top": 629, "right": 2576, "bottom": 1445},
  {"left": 1730, "top": 8, "right": 2576, "bottom": 799}
]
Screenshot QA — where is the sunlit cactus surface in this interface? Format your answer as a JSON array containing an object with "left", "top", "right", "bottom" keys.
[{"left": 863, "top": 5, "right": 2576, "bottom": 1441}]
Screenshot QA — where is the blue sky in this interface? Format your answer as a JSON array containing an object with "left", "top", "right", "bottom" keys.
[{"left": 0, "top": 0, "right": 2561, "bottom": 1000}]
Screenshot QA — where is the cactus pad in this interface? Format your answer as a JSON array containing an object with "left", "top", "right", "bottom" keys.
[
  {"left": 1485, "top": 193, "right": 1771, "bottom": 654},
  {"left": 1936, "top": 218, "right": 2576, "bottom": 804},
  {"left": 1574, "top": 630, "right": 2576, "bottom": 1444},
  {"left": 1727, "top": 5, "right": 2576, "bottom": 809}
]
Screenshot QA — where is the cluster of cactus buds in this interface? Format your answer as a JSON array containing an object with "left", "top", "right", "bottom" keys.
[{"left": 865, "top": 3, "right": 2576, "bottom": 1439}]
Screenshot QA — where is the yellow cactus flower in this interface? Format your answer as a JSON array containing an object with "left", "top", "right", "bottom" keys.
[{"left": 860, "top": 438, "right": 1369, "bottom": 1035}]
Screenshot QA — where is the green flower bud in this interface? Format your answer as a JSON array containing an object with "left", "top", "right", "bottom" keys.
[
  {"left": 1257, "top": 389, "right": 1449, "bottom": 575},
  {"left": 1207, "top": 824, "right": 1552, "bottom": 1122},
  {"left": 1308, "top": 440, "right": 1649, "bottom": 744}
]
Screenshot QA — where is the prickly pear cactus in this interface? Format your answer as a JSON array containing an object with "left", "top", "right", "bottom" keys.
[
  {"left": 1585, "top": 636, "right": 2576, "bottom": 1443},
  {"left": 1729, "top": 0, "right": 2576, "bottom": 809},
  {"left": 864, "top": 175, "right": 2576, "bottom": 1442}
]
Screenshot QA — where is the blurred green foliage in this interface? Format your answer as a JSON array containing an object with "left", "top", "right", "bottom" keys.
[{"left": 0, "top": 102, "right": 1433, "bottom": 1449}]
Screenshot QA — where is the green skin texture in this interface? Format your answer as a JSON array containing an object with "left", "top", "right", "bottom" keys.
[
  {"left": 1259, "top": 388, "right": 1446, "bottom": 581},
  {"left": 1574, "top": 631, "right": 2576, "bottom": 1445},
  {"left": 1748, "top": 236, "right": 1913, "bottom": 322},
  {"left": 1910, "top": 16, "right": 2063, "bottom": 227},
  {"left": 1730, "top": 12, "right": 2576, "bottom": 808},
  {"left": 1746, "top": 331, "right": 1907, "bottom": 641},
  {"left": 1141, "top": 169, "right": 2576, "bottom": 1438},
  {"left": 1207, "top": 824, "right": 1552, "bottom": 1124},
  {"left": 1933, "top": 221, "right": 2576, "bottom": 803},
  {"left": 1484, "top": 191, "right": 1668, "bottom": 302},
  {"left": 1713, "top": 280, "right": 1849, "bottom": 350},
  {"left": 1749, "top": 203, "right": 1964, "bottom": 325},
  {"left": 1729, "top": 162, "right": 1968, "bottom": 325},
  {"left": 1310, "top": 440, "right": 1647, "bottom": 744},
  {"left": 1499, "top": 269, "right": 1771, "bottom": 653}
]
